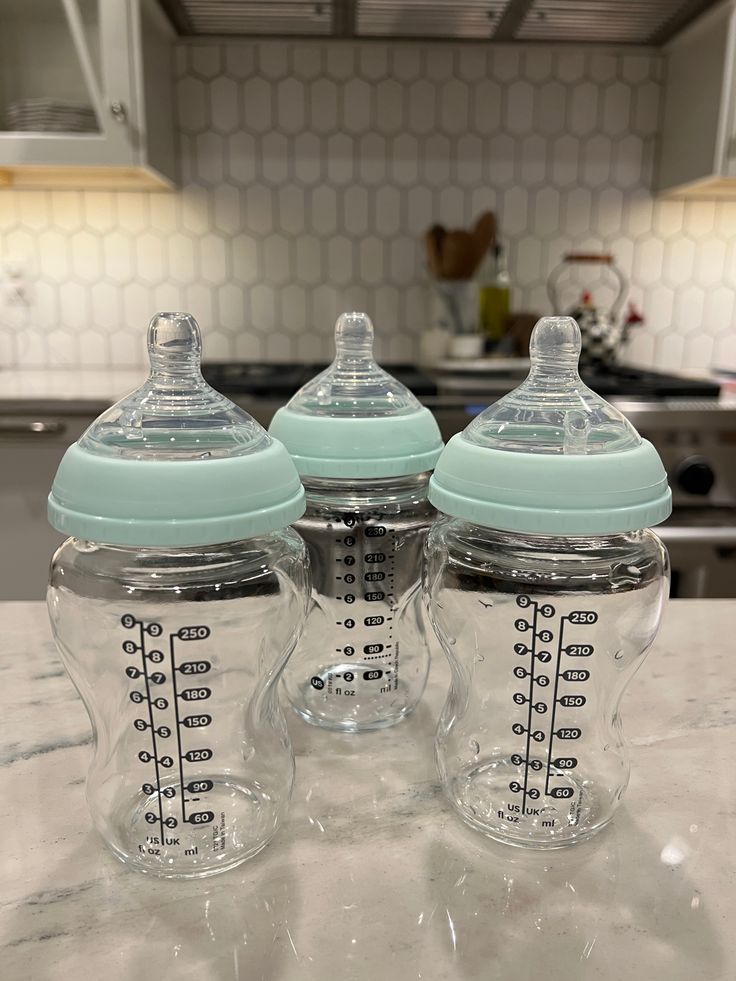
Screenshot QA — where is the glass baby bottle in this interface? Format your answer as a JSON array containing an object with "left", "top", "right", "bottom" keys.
[
  {"left": 47, "top": 313, "right": 309, "bottom": 878},
  {"left": 425, "top": 316, "right": 671, "bottom": 848},
  {"left": 269, "top": 312, "right": 444, "bottom": 731}
]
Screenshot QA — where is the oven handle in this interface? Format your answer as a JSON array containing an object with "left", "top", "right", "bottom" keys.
[
  {"left": 0, "top": 419, "right": 68, "bottom": 437},
  {"left": 658, "top": 526, "right": 736, "bottom": 546}
]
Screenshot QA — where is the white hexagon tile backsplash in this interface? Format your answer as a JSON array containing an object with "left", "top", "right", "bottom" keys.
[{"left": 0, "top": 40, "right": 735, "bottom": 372}]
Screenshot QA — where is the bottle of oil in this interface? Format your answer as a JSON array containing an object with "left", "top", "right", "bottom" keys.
[{"left": 479, "top": 243, "right": 511, "bottom": 344}]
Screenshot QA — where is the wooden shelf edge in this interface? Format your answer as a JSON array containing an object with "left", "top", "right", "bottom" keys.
[
  {"left": 657, "top": 174, "right": 736, "bottom": 199},
  {"left": 0, "top": 165, "right": 175, "bottom": 191}
]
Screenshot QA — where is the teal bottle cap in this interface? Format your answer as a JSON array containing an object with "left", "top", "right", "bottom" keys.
[
  {"left": 269, "top": 312, "right": 443, "bottom": 478},
  {"left": 429, "top": 316, "right": 672, "bottom": 535},
  {"left": 48, "top": 313, "right": 305, "bottom": 547}
]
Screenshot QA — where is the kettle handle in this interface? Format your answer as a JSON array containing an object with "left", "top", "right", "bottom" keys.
[{"left": 547, "top": 253, "right": 627, "bottom": 319}]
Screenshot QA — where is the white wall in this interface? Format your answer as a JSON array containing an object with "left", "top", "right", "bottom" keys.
[{"left": 0, "top": 40, "right": 735, "bottom": 371}]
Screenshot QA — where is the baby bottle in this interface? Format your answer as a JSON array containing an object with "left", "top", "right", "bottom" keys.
[
  {"left": 269, "top": 312, "right": 443, "bottom": 731},
  {"left": 425, "top": 316, "right": 671, "bottom": 847},
  {"left": 47, "top": 313, "right": 309, "bottom": 877}
]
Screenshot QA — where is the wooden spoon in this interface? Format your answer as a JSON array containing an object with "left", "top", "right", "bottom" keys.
[
  {"left": 471, "top": 211, "right": 496, "bottom": 270},
  {"left": 441, "top": 231, "right": 479, "bottom": 279},
  {"left": 425, "top": 224, "right": 445, "bottom": 278}
]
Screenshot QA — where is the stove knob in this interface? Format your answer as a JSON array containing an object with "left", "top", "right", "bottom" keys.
[{"left": 674, "top": 456, "right": 715, "bottom": 496}]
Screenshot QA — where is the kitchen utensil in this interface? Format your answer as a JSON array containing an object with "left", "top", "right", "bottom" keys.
[
  {"left": 471, "top": 211, "right": 497, "bottom": 268},
  {"left": 425, "top": 225, "right": 445, "bottom": 279},
  {"left": 440, "top": 232, "right": 479, "bottom": 279},
  {"left": 269, "top": 312, "right": 443, "bottom": 732},
  {"left": 425, "top": 316, "right": 671, "bottom": 847},
  {"left": 47, "top": 312, "right": 309, "bottom": 877},
  {"left": 433, "top": 278, "right": 479, "bottom": 336},
  {"left": 424, "top": 211, "right": 496, "bottom": 280}
]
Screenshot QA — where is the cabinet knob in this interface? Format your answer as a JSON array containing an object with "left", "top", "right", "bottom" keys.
[
  {"left": 110, "top": 102, "right": 127, "bottom": 124},
  {"left": 674, "top": 456, "right": 715, "bottom": 496}
]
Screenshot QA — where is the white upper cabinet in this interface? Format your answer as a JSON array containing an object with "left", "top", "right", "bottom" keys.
[
  {"left": 656, "top": 0, "right": 736, "bottom": 197},
  {"left": 0, "top": 0, "right": 177, "bottom": 189}
]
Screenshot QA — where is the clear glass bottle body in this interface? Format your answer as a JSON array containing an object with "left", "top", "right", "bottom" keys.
[
  {"left": 47, "top": 530, "right": 308, "bottom": 878},
  {"left": 425, "top": 518, "right": 669, "bottom": 848},
  {"left": 283, "top": 474, "right": 434, "bottom": 732}
]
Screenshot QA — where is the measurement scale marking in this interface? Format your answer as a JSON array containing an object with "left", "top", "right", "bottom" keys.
[
  {"left": 330, "top": 513, "right": 398, "bottom": 695},
  {"left": 545, "top": 616, "right": 567, "bottom": 796},
  {"left": 521, "top": 601, "right": 539, "bottom": 815},
  {"left": 140, "top": 620, "right": 165, "bottom": 841},
  {"left": 170, "top": 634, "right": 188, "bottom": 823}
]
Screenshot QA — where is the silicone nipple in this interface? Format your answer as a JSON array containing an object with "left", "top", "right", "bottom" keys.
[
  {"left": 334, "top": 311, "right": 375, "bottom": 364},
  {"left": 291, "top": 312, "right": 419, "bottom": 417},
  {"left": 78, "top": 311, "right": 268, "bottom": 459},
  {"left": 463, "top": 315, "right": 641, "bottom": 455},
  {"left": 269, "top": 309, "right": 444, "bottom": 473},
  {"left": 528, "top": 316, "right": 582, "bottom": 381},
  {"left": 148, "top": 312, "right": 203, "bottom": 378},
  {"left": 314, "top": 312, "right": 377, "bottom": 406},
  {"left": 528, "top": 318, "right": 591, "bottom": 452},
  {"left": 120, "top": 311, "right": 214, "bottom": 419}
]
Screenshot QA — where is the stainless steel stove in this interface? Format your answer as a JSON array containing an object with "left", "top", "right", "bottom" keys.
[{"left": 203, "top": 360, "right": 735, "bottom": 598}]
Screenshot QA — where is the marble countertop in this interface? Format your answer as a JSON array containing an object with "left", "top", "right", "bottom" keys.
[
  {"left": 2, "top": 599, "right": 734, "bottom": 980},
  {"left": 0, "top": 369, "right": 145, "bottom": 414}
]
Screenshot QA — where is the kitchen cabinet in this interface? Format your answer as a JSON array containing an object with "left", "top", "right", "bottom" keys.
[
  {"left": 656, "top": 0, "right": 736, "bottom": 197},
  {"left": 0, "top": 412, "right": 93, "bottom": 599},
  {"left": 0, "top": 0, "right": 176, "bottom": 189}
]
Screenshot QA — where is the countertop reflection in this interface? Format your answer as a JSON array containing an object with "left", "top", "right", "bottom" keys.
[{"left": 2, "top": 600, "right": 732, "bottom": 980}]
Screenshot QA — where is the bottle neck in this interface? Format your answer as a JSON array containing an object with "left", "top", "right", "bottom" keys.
[
  {"left": 301, "top": 472, "right": 432, "bottom": 504},
  {"left": 448, "top": 519, "right": 656, "bottom": 552}
]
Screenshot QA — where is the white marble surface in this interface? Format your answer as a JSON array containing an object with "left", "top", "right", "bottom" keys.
[{"left": 1, "top": 600, "right": 734, "bottom": 980}]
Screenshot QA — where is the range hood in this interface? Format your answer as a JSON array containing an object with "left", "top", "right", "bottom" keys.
[{"left": 159, "top": 0, "right": 717, "bottom": 45}]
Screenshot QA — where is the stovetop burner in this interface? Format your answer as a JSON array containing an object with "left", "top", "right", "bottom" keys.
[
  {"left": 202, "top": 362, "right": 439, "bottom": 398},
  {"left": 202, "top": 361, "right": 721, "bottom": 401},
  {"left": 579, "top": 364, "right": 721, "bottom": 399}
]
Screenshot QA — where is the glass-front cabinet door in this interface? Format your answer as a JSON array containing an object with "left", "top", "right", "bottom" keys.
[{"left": 0, "top": 0, "right": 138, "bottom": 170}]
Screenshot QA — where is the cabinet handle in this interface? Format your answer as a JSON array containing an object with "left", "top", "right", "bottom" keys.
[
  {"left": 110, "top": 101, "right": 127, "bottom": 124},
  {"left": 0, "top": 420, "right": 68, "bottom": 437}
]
